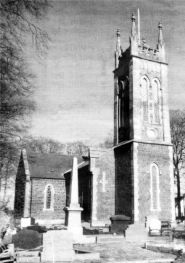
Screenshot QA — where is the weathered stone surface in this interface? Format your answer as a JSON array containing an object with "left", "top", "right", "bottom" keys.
[
  {"left": 115, "top": 144, "right": 132, "bottom": 218},
  {"left": 126, "top": 223, "right": 148, "bottom": 244},
  {"left": 12, "top": 229, "right": 42, "bottom": 249},
  {"left": 42, "top": 230, "right": 74, "bottom": 262},
  {"left": 92, "top": 149, "right": 115, "bottom": 226},
  {"left": 31, "top": 179, "right": 66, "bottom": 221}
]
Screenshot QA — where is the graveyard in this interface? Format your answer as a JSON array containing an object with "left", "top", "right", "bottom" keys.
[{"left": 0, "top": 157, "right": 185, "bottom": 263}]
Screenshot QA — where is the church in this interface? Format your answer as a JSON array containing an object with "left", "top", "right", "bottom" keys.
[{"left": 14, "top": 13, "right": 175, "bottom": 227}]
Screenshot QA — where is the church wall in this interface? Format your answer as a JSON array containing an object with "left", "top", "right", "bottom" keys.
[
  {"left": 31, "top": 178, "right": 66, "bottom": 222},
  {"left": 94, "top": 149, "right": 115, "bottom": 223},
  {"left": 114, "top": 144, "right": 133, "bottom": 218},
  {"left": 137, "top": 142, "right": 173, "bottom": 222}
]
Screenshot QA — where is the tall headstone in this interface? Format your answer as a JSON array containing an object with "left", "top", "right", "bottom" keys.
[
  {"left": 64, "top": 157, "right": 83, "bottom": 236},
  {"left": 42, "top": 231, "right": 74, "bottom": 262}
]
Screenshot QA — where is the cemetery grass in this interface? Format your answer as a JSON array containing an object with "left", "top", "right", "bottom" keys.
[{"left": 42, "top": 241, "right": 176, "bottom": 263}]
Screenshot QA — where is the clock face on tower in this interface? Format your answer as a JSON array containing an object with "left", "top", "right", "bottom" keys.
[{"left": 147, "top": 128, "right": 157, "bottom": 140}]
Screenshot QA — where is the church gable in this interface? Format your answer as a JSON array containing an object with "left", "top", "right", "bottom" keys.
[{"left": 14, "top": 150, "right": 83, "bottom": 224}]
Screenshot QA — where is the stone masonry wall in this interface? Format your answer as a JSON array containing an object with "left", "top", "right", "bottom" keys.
[
  {"left": 115, "top": 144, "right": 132, "bottom": 218},
  {"left": 31, "top": 178, "right": 66, "bottom": 220},
  {"left": 95, "top": 149, "right": 115, "bottom": 221},
  {"left": 137, "top": 143, "right": 173, "bottom": 222}
]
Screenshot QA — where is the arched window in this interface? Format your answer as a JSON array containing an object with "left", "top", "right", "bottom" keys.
[
  {"left": 46, "top": 186, "right": 52, "bottom": 209},
  {"left": 44, "top": 184, "right": 55, "bottom": 211},
  {"left": 118, "top": 77, "right": 129, "bottom": 129},
  {"left": 141, "top": 76, "right": 149, "bottom": 122},
  {"left": 152, "top": 79, "right": 160, "bottom": 124},
  {"left": 150, "top": 163, "right": 161, "bottom": 211}
]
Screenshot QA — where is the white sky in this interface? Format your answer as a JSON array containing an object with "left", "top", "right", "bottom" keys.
[{"left": 27, "top": 0, "right": 185, "bottom": 145}]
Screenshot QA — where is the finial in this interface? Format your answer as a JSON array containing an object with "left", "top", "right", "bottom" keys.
[
  {"left": 158, "top": 21, "right": 162, "bottom": 30},
  {"left": 131, "top": 12, "right": 136, "bottom": 22},
  {"left": 117, "top": 28, "right": 120, "bottom": 37}
]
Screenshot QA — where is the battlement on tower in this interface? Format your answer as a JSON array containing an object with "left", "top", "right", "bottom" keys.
[{"left": 115, "top": 13, "right": 166, "bottom": 73}]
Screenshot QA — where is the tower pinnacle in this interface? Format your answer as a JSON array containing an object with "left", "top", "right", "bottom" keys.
[
  {"left": 156, "top": 21, "right": 165, "bottom": 61},
  {"left": 130, "top": 12, "right": 138, "bottom": 55},
  {"left": 116, "top": 28, "right": 121, "bottom": 51},
  {"left": 157, "top": 21, "right": 164, "bottom": 47},
  {"left": 131, "top": 12, "right": 137, "bottom": 38},
  {"left": 115, "top": 28, "right": 122, "bottom": 68}
]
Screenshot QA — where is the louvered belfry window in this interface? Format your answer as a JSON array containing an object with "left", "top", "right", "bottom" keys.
[
  {"left": 153, "top": 79, "right": 160, "bottom": 124},
  {"left": 141, "top": 77, "right": 148, "bottom": 122}
]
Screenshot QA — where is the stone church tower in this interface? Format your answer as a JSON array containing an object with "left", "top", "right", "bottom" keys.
[{"left": 113, "top": 13, "right": 175, "bottom": 223}]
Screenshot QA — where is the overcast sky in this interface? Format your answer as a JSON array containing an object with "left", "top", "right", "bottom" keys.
[{"left": 27, "top": 0, "right": 185, "bottom": 145}]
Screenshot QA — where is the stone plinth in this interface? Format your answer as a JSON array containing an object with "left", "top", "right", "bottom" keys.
[
  {"left": 64, "top": 205, "right": 83, "bottom": 236},
  {"left": 21, "top": 217, "right": 35, "bottom": 228},
  {"left": 42, "top": 230, "right": 74, "bottom": 262}
]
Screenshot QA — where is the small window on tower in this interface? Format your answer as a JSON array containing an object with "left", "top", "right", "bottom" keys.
[{"left": 141, "top": 76, "right": 149, "bottom": 122}]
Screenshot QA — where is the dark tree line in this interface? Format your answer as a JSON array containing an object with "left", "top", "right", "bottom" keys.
[
  {"left": 23, "top": 136, "right": 89, "bottom": 156},
  {"left": 170, "top": 109, "right": 185, "bottom": 218},
  {"left": 0, "top": 0, "right": 50, "bottom": 208}
]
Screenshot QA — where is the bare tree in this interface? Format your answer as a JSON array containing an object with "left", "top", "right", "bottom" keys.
[
  {"left": 23, "top": 136, "right": 65, "bottom": 154},
  {"left": 0, "top": 0, "right": 50, "bottom": 208},
  {"left": 170, "top": 109, "right": 185, "bottom": 218},
  {"left": 23, "top": 136, "right": 89, "bottom": 156}
]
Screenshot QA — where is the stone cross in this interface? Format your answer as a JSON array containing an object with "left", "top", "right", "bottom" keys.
[{"left": 100, "top": 171, "right": 108, "bottom": 192}]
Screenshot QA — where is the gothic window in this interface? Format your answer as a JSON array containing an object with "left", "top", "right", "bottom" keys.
[
  {"left": 44, "top": 184, "right": 54, "bottom": 211},
  {"left": 46, "top": 186, "right": 52, "bottom": 209},
  {"left": 153, "top": 79, "right": 160, "bottom": 124},
  {"left": 141, "top": 76, "right": 149, "bottom": 122},
  {"left": 119, "top": 81, "right": 124, "bottom": 128},
  {"left": 150, "top": 163, "right": 160, "bottom": 211},
  {"left": 118, "top": 77, "right": 129, "bottom": 129}
]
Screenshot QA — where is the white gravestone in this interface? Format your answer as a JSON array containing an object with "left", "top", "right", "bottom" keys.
[{"left": 42, "top": 230, "right": 74, "bottom": 262}]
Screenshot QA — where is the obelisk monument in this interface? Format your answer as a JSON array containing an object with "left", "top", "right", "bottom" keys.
[{"left": 64, "top": 157, "right": 83, "bottom": 236}]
